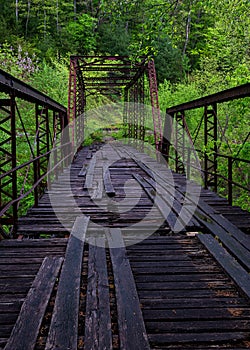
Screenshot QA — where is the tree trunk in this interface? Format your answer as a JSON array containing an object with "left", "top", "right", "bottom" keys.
[
  {"left": 25, "top": 0, "right": 31, "bottom": 37},
  {"left": 56, "top": 0, "right": 59, "bottom": 33},
  {"left": 16, "top": 0, "right": 18, "bottom": 25},
  {"left": 183, "top": 9, "right": 191, "bottom": 56},
  {"left": 44, "top": 8, "right": 47, "bottom": 39},
  {"left": 74, "top": 0, "right": 77, "bottom": 20}
]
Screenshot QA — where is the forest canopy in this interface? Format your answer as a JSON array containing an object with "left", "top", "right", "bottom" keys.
[{"left": 0, "top": 0, "right": 249, "bottom": 85}]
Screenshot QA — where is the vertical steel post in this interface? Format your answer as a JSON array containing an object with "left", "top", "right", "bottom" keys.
[
  {"left": 33, "top": 158, "right": 39, "bottom": 207},
  {"left": 68, "top": 58, "right": 77, "bottom": 148},
  {"left": 123, "top": 87, "right": 128, "bottom": 137},
  {"left": 134, "top": 81, "right": 138, "bottom": 142},
  {"left": 147, "top": 60, "right": 162, "bottom": 152},
  {"left": 162, "top": 112, "right": 173, "bottom": 163},
  {"left": 228, "top": 156, "right": 233, "bottom": 206},
  {"left": 138, "top": 75, "right": 145, "bottom": 143},
  {"left": 45, "top": 107, "right": 51, "bottom": 190},
  {"left": 175, "top": 111, "right": 185, "bottom": 174},
  {"left": 128, "top": 86, "right": 134, "bottom": 140},
  {"left": 34, "top": 103, "right": 40, "bottom": 207},
  {"left": 204, "top": 103, "right": 218, "bottom": 191},
  {"left": 10, "top": 94, "right": 17, "bottom": 234},
  {"left": 53, "top": 111, "right": 58, "bottom": 180}
]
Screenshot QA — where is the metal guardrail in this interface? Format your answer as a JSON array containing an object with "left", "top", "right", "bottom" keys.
[
  {"left": 163, "top": 83, "right": 250, "bottom": 207},
  {"left": 0, "top": 69, "right": 68, "bottom": 237},
  {"left": 166, "top": 83, "right": 250, "bottom": 113},
  {"left": 0, "top": 69, "right": 67, "bottom": 113}
]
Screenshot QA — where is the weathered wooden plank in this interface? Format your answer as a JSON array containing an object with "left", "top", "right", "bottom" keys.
[
  {"left": 0, "top": 314, "right": 19, "bottom": 324},
  {"left": 106, "top": 228, "right": 150, "bottom": 350},
  {"left": 0, "top": 338, "right": 9, "bottom": 349},
  {"left": 134, "top": 273, "right": 228, "bottom": 282},
  {"left": 143, "top": 307, "right": 250, "bottom": 320},
  {"left": 198, "top": 220, "right": 250, "bottom": 271},
  {"left": 141, "top": 297, "right": 248, "bottom": 308},
  {"left": 142, "top": 161, "right": 249, "bottom": 240},
  {"left": 0, "top": 238, "right": 68, "bottom": 248},
  {"left": 135, "top": 280, "right": 232, "bottom": 290},
  {"left": 4, "top": 256, "right": 63, "bottom": 350},
  {"left": 45, "top": 216, "right": 89, "bottom": 350},
  {"left": 133, "top": 173, "right": 177, "bottom": 230},
  {"left": 91, "top": 169, "right": 103, "bottom": 200},
  {"left": 131, "top": 260, "right": 215, "bottom": 268},
  {"left": 148, "top": 331, "right": 249, "bottom": 344},
  {"left": 78, "top": 165, "right": 87, "bottom": 177},
  {"left": 144, "top": 176, "right": 201, "bottom": 229},
  {"left": 146, "top": 319, "right": 250, "bottom": 332},
  {"left": 209, "top": 213, "right": 250, "bottom": 251},
  {"left": 198, "top": 234, "right": 250, "bottom": 299},
  {"left": 84, "top": 237, "right": 112, "bottom": 350},
  {"left": 0, "top": 325, "right": 14, "bottom": 338},
  {"left": 83, "top": 156, "right": 96, "bottom": 190},
  {"left": 86, "top": 151, "right": 92, "bottom": 159},
  {"left": 138, "top": 289, "right": 227, "bottom": 298},
  {"left": 103, "top": 168, "right": 116, "bottom": 197}
]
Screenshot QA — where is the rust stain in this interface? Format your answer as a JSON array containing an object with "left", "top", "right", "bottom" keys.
[
  {"left": 215, "top": 290, "right": 236, "bottom": 297},
  {"left": 227, "top": 308, "right": 243, "bottom": 317}
]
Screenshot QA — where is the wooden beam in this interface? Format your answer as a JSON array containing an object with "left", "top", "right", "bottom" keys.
[
  {"left": 84, "top": 237, "right": 112, "bottom": 349},
  {"left": 198, "top": 234, "right": 250, "bottom": 299},
  {"left": 103, "top": 168, "right": 115, "bottom": 197},
  {"left": 45, "top": 216, "right": 89, "bottom": 350},
  {"left": 5, "top": 256, "right": 63, "bottom": 350},
  {"left": 106, "top": 228, "right": 150, "bottom": 350}
]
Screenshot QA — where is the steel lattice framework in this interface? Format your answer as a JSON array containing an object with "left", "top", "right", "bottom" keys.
[
  {"left": 0, "top": 69, "right": 68, "bottom": 236},
  {"left": 68, "top": 56, "right": 163, "bottom": 151},
  {"left": 164, "top": 82, "right": 250, "bottom": 203}
]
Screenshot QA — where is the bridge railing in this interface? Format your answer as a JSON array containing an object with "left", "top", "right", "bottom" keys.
[
  {"left": 162, "top": 83, "right": 250, "bottom": 207},
  {"left": 0, "top": 69, "right": 69, "bottom": 237}
]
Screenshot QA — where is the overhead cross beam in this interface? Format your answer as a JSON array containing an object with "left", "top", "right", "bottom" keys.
[{"left": 68, "top": 56, "right": 163, "bottom": 151}]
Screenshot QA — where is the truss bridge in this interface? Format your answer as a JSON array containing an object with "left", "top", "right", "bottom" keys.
[{"left": 0, "top": 57, "right": 250, "bottom": 350}]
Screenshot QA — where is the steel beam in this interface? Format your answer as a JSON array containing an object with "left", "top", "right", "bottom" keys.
[
  {"left": 204, "top": 103, "right": 218, "bottom": 191},
  {"left": 174, "top": 111, "right": 185, "bottom": 174},
  {"left": 167, "top": 83, "right": 250, "bottom": 114},
  {"left": 0, "top": 69, "right": 67, "bottom": 113}
]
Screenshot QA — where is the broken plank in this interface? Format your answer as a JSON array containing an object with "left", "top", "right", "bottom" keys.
[
  {"left": 198, "top": 234, "right": 250, "bottom": 299},
  {"left": 103, "top": 168, "right": 115, "bottom": 197},
  {"left": 84, "top": 237, "right": 112, "bottom": 350},
  {"left": 106, "top": 228, "right": 150, "bottom": 350},
  {"left": 83, "top": 156, "right": 96, "bottom": 190},
  {"left": 45, "top": 216, "right": 89, "bottom": 350},
  {"left": 198, "top": 218, "right": 250, "bottom": 272},
  {"left": 78, "top": 165, "right": 87, "bottom": 177},
  {"left": 5, "top": 256, "right": 63, "bottom": 350}
]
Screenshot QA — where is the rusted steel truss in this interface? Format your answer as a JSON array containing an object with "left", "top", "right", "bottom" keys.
[
  {"left": 0, "top": 69, "right": 68, "bottom": 236},
  {"left": 164, "top": 82, "right": 250, "bottom": 203},
  {"left": 68, "top": 56, "right": 162, "bottom": 150}
]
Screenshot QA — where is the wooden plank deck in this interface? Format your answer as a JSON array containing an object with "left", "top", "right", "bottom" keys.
[{"left": 0, "top": 142, "right": 250, "bottom": 349}]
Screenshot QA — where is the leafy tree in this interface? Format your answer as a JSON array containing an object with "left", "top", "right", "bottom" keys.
[{"left": 62, "top": 13, "right": 97, "bottom": 55}]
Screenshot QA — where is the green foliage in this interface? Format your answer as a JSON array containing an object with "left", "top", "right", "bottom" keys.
[
  {"left": 30, "top": 59, "right": 69, "bottom": 106},
  {"left": 0, "top": 42, "right": 39, "bottom": 79},
  {"left": 154, "top": 36, "right": 185, "bottom": 83},
  {"left": 63, "top": 14, "right": 97, "bottom": 55},
  {"left": 97, "top": 22, "right": 131, "bottom": 56}
]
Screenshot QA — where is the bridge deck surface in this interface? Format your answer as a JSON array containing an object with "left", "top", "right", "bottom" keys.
[{"left": 0, "top": 143, "right": 250, "bottom": 349}]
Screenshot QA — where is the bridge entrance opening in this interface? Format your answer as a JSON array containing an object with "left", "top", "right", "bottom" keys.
[{"left": 68, "top": 56, "right": 162, "bottom": 151}]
